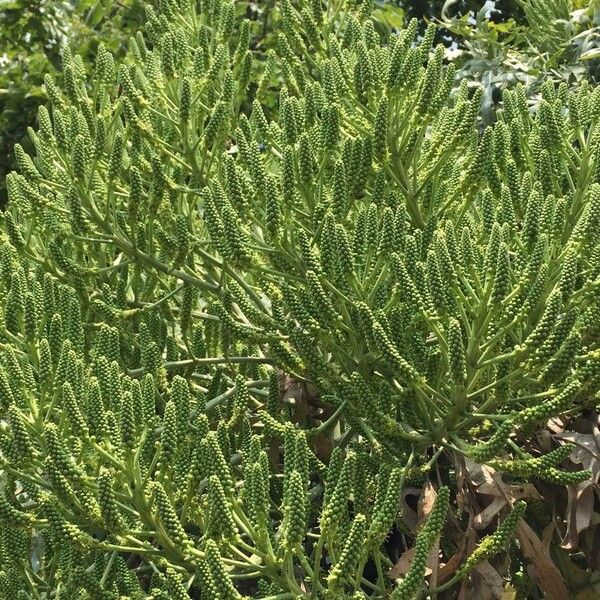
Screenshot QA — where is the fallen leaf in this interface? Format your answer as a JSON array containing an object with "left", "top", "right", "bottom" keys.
[
  {"left": 517, "top": 519, "right": 570, "bottom": 600},
  {"left": 455, "top": 453, "right": 484, "bottom": 521},
  {"left": 558, "top": 552, "right": 597, "bottom": 591},
  {"left": 389, "top": 482, "right": 441, "bottom": 582},
  {"left": 474, "top": 497, "right": 507, "bottom": 530},
  {"left": 312, "top": 433, "right": 332, "bottom": 463},
  {"left": 542, "top": 520, "right": 556, "bottom": 550},
  {"left": 427, "top": 539, "right": 440, "bottom": 589},
  {"left": 553, "top": 424, "right": 600, "bottom": 549},
  {"left": 283, "top": 378, "right": 308, "bottom": 419},
  {"left": 476, "top": 481, "right": 540, "bottom": 498},
  {"left": 547, "top": 417, "right": 566, "bottom": 434},
  {"left": 575, "top": 586, "right": 600, "bottom": 600},
  {"left": 387, "top": 546, "right": 414, "bottom": 580},
  {"left": 418, "top": 482, "right": 441, "bottom": 588},
  {"left": 555, "top": 427, "right": 600, "bottom": 482},
  {"left": 562, "top": 481, "right": 595, "bottom": 549},
  {"left": 473, "top": 472, "right": 541, "bottom": 529},
  {"left": 388, "top": 546, "right": 433, "bottom": 580},
  {"left": 536, "top": 428, "right": 555, "bottom": 452},
  {"left": 464, "top": 561, "right": 505, "bottom": 599},
  {"left": 400, "top": 486, "right": 421, "bottom": 532},
  {"left": 579, "top": 525, "right": 600, "bottom": 570},
  {"left": 438, "top": 523, "right": 477, "bottom": 583},
  {"left": 464, "top": 457, "right": 496, "bottom": 486},
  {"left": 417, "top": 481, "right": 438, "bottom": 527}
]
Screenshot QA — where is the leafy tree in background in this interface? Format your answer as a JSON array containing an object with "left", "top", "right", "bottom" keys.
[
  {"left": 398, "top": 0, "right": 519, "bottom": 20},
  {"left": 437, "top": 0, "right": 600, "bottom": 120},
  {"left": 2, "top": 0, "right": 595, "bottom": 207},
  {"left": 0, "top": 0, "right": 146, "bottom": 204}
]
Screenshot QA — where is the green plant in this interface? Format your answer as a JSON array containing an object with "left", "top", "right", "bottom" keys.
[
  {"left": 1, "top": 0, "right": 598, "bottom": 597},
  {"left": 0, "top": 0, "right": 146, "bottom": 205},
  {"left": 438, "top": 0, "right": 600, "bottom": 112}
]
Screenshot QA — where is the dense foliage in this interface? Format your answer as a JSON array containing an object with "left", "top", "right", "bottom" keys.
[
  {"left": 440, "top": 0, "right": 600, "bottom": 112},
  {"left": 1, "top": 0, "right": 599, "bottom": 598},
  {"left": 0, "top": 0, "right": 145, "bottom": 204}
]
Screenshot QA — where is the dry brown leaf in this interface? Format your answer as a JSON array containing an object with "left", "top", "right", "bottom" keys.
[
  {"left": 312, "top": 433, "right": 332, "bottom": 463},
  {"left": 279, "top": 373, "right": 322, "bottom": 425},
  {"left": 388, "top": 546, "right": 434, "bottom": 580},
  {"left": 579, "top": 524, "right": 600, "bottom": 570},
  {"left": 559, "top": 552, "right": 598, "bottom": 590},
  {"left": 535, "top": 428, "right": 555, "bottom": 452},
  {"left": 473, "top": 497, "right": 507, "bottom": 530},
  {"left": 400, "top": 486, "right": 421, "bottom": 532},
  {"left": 562, "top": 481, "right": 595, "bottom": 549},
  {"left": 575, "top": 591, "right": 600, "bottom": 600},
  {"left": 427, "top": 540, "right": 440, "bottom": 589},
  {"left": 517, "top": 519, "right": 570, "bottom": 600},
  {"left": 473, "top": 470, "right": 541, "bottom": 529},
  {"left": 553, "top": 425, "right": 600, "bottom": 549},
  {"left": 283, "top": 379, "right": 308, "bottom": 419},
  {"left": 542, "top": 520, "right": 556, "bottom": 550},
  {"left": 547, "top": 417, "right": 567, "bottom": 434},
  {"left": 476, "top": 481, "right": 541, "bottom": 502},
  {"left": 438, "top": 524, "right": 477, "bottom": 583},
  {"left": 460, "top": 458, "right": 500, "bottom": 529},
  {"left": 417, "top": 481, "right": 437, "bottom": 526},
  {"left": 418, "top": 482, "right": 441, "bottom": 586},
  {"left": 463, "top": 457, "right": 496, "bottom": 486},
  {"left": 461, "top": 560, "right": 505, "bottom": 600},
  {"left": 554, "top": 427, "right": 600, "bottom": 481},
  {"left": 455, "top": 454, "right": 475, "bottom": 514},
  {"left": 387, "top": 546, "right": 414, "bottom": 579},
  {"left": 390, "top": 482, "right": 440, "bottom": 581}
]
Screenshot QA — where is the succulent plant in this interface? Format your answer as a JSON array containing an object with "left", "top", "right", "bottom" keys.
[{"left": 0, "top": 0, "right": 597, "bottom": 597}]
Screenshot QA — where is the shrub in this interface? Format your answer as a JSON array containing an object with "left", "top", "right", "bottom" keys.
[
  {"left": 439, "top": 0, "right": 600, "bottom": 111},
  {"left": 0, "top": 0, "right": 148, "bottom": 205},
  {"left": 1, "top": 0, "right": 598, "bottom": 597}
]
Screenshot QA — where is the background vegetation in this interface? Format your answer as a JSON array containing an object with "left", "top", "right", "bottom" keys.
[
  {"left": 3, "top": 0, "right": 598, "bottom": 203},
  {"left": 0, "top": 0, "right": 146, "bottom": 203}
]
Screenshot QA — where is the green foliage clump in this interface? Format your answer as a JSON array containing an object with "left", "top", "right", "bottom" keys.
[
  {"left": 440, "top": 0, "right": 600, "bottom": 111},
  {"left": 0, "top": 0, "right": 597, "bottom": 597},
  {"left": 0, "top": 0, "right": 147, "bottom": 204}
]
